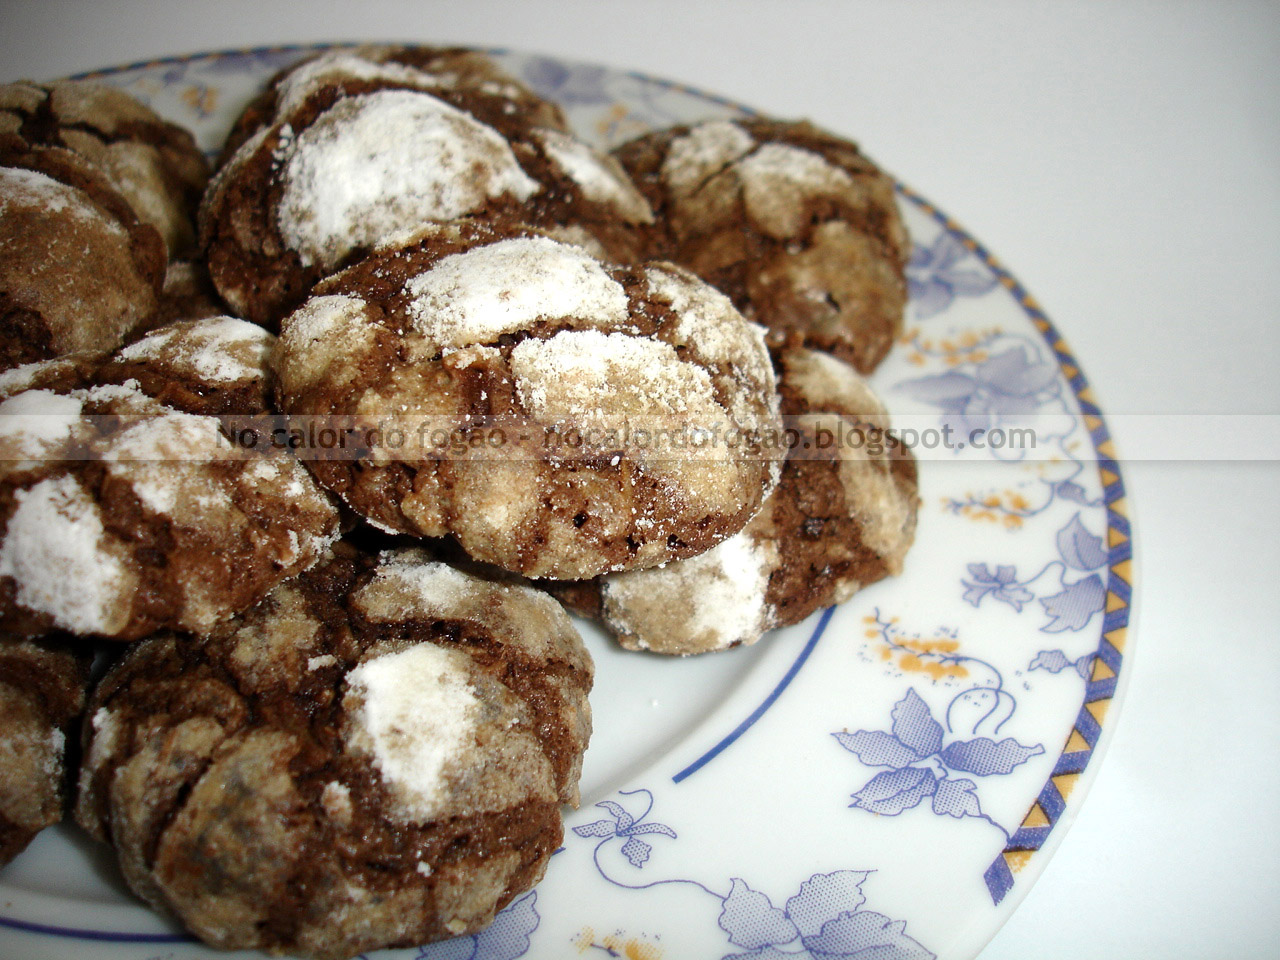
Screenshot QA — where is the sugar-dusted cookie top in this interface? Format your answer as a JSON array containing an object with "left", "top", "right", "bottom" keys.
[
  {"left": 0, "top": 159, "right": 164, "bottom": 371},
  {"left": 75, "top": 544, "right": 592, "bottom": 959},
  {"left": 1, "top": 78, "right": 209, "bottom": 258},
  {"left": 614, "top": 117, "right": 909, "bottom": 373},
  {"left": 0, "top": 315, "right": 340, "bottom": 640},
  {"left": 202, "top": 45, "right": 654, "bottom": 327},
  {"left": 553, "top": 346, "right": 919, "bottom": 655},
  {"left": 273, "top": 219, "right": 782, "bottom": 579}
]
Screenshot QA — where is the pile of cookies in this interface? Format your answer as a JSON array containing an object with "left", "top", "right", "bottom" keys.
[{"left": 0, "top": 45, "right": 918, "bottom": 959}]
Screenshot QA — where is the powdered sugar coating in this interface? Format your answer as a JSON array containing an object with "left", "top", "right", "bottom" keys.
[
  {"left": 276, "top": 223, "right": 781, "bottom": 579},
  {"left": 533, "top": 128, "right": 653, "bottom": 224},
  {"left": 660, "top": 119, "right": 755, "bottom": 198},
  {"left": 0, "top": 334, "right": 340, "bottom": 639},
  {"left": 277, "top": 90, "right": 538, "bottom": 269},
  {"left": 344, "top": 643, "right": 481, "bottom": 823},
  {"left": 735, "top": 142, "right": 858, "bottom": 238},
  {"left": 117, "top": 316, "right": 272, "bottom": 385},
  {"left": 0, "top": 390, "right": 85, "bottom": 461},
  {"left": 273, "top": 49, "right": 443, "bottom": 116},
  {"left": 511, "top": 329, "right": 721, "bottom": 426},
  {"left": 405, "top": 237, "right": 629, "bottom": 348},
  {"left": 643, "top": 263, "right": 778, "bottom": 423},
  {"left": 0, "top": 166, "right": 119, "bottom": 228},
  {"left": 0, "top": 474, "right": 132, "bottom": 635},
  {"left": 601, "top": 528, "right": 777, "bottom": 654},
  {"left": 573, "top": 345, "right": 918, "bottom": 656}
]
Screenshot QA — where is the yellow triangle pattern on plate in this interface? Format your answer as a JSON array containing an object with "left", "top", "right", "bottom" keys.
[
  {"left": 1111, "top": 558, "right": 1133, "bottom": 585},
  {"left": 1064, "top": 729, "right": 1091, "bottom": 753},
  {"left": 1004, "top": 850, "right": 1034, "bottom": 874},
  {"left": 1104, "top": 628, "right": 1127, "bottom": 653},
  {"left": 1052, "top": 773, "right": 1081, "bottom": 800},
  {"left": 1021, "top": 804, "right": 1050, "bottom": 829}
]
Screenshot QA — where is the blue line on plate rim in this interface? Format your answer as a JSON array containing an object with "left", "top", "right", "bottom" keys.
[
  {"left": 670, "top": 604, "right": 833, "bottom": 784},
  {"left": 0, "top": 915, "right": 192, "bottom": 944}
]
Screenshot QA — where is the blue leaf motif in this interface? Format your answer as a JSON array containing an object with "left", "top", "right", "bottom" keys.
[
  {"left": 1074, "top": 655, "right": 1096, "bottom": 680},
  {"left": 1056, "top": 514, "right": 1108, "bottom": 571},
  {"left": 719, "top": 879, "right": 799, "bottom": 950},
  {"left": 594, "top": 800, "right": 633, "bottom": 831},
  {"left": 801, "top": 910, "right": 936, "bottom": 960},
  {"left": 974, "top": 348, "right": 1059, "bottom": 399},
  {"left": 1055, "top": 479, "right": 1090, "bottom": 505},
  {"left": 419, "top": 891, "right": 539, "bottom": 960},
  {"left": 931, "top": 778, "right": 983, "bottom": 819},
  {"left": 890, "top": 690, "right": 943, "bottom": 759},
  {"left": 966, "top": 563, "right": 996, "bottom": 583},
  {"left": 1040, "top": 574, "right": 1105, "bottom": 633},
  {"left": 469, "top": 890, "right": 539, "bottom": 960},
  {"left": 850, "top": 767, "right": 938, "bottom": 815},
  {"left": 627, "top": 821, "right": 678, "bottom": 838},
  {"left": 962, "top": 581, "right": 997, "bottom": 606},
  {"left": 945, "top": 269, "right": 1000, "bottom": 297},
  {"left": 898, "top": 371, "right": 978, "bottom": 408},
  {"left": 832, "top": 730, "right": 920, "bottom": 769},
  {"left": 620, "top": 836, "right": 652, "bottom": 867},
  {"left": 784, "top": 871, "right": 870, "bottom": 939},
  {"left": 721, "top": 947, "right": 799, "bottom": 960},
  {"left": 995, "top": 583, "right": 1035, "bottom": 612},
  {"left": 940, "top": 737, "right": 1044, "bottom": 776},
  {"left": 1029, "top": 650, "right": 1071, "bottom": 673},
  {"left": 520, "top": 58, "right": 611, "bottom": 104},
  {"left": 907, "top": 275, "right": 955, "bottom": 319},
  {"left": 906, "top": 232, "right": 996, "bottom": 321},
  {"left": 571, "top": 819, "right": 617, "bottom": 838}
]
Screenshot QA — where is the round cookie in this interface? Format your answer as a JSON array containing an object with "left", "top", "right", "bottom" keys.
[
  {"left": 0, "top": 314, "right": 341, "bottom": 640},
  {"left": 218, "top": 45, "right": 570, "bottom": 161},
  {"left": 614, "top": 117, "right": 910, "bottom": 373},
  {"left": 75, "top": 544, "right": 592, "bottom": 959},
  {"left": 0, "top": 78, "right": 209, "bottom": 258},
  {"left": 201, "top": 45, "right": 654, "bottom": 328},
  {"left": 272, "top": 219, "right": 782, "bottom": 580},
  {"left": 0, "top": 155, "right": 164, "bottom": 371},
  {"left": 555, "top": 347, "right": 918, "bottom": 655},
  {"left": 0, "top": 634, "right": 90, "bottom": 864}
]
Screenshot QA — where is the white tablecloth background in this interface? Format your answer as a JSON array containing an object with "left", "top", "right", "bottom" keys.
[{"left": 4, "top": 2, "right": 1278, "bottom": 957}]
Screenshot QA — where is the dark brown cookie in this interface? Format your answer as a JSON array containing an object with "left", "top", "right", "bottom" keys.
[
  {"left": 0, "top": 634, "right": 90, "bottom": 864},
  {"left": 552, "top": 347, "right": 919, "bottom": 655},
  {"left": 272, "top": 219, "right": 782, "bottom": 580},
  {"left": 614, "top": 117, "right": 909, "bottom": 373},
  {"left": 75, "top": 544, "right": 592, "bottom": 959},
  {"left": 0, "top": 315, "right": 341, "bottom": 640},
  {"left": 201, "top": 45, "right": 654, "bottom": 328}
]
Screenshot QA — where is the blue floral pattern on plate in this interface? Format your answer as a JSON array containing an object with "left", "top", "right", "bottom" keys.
[{"left": 0, "top": 47, "right": 1135, "bottom": 960}]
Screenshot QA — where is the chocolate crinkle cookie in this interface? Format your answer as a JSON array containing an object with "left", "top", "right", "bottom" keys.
[
  {"left": 614, "top": 117, "right": 910, "bottom": 373},
  {"left": 201, "top": 45, "right": 654, "bottom": 328},
  {"left": 75, "top": 544, "right": 592, "bottom": 960},
  {"left": 0, "top": 79, "right": 209, "bottom": 258},
  {"left": 552, "top": 346, "right": 919, "bottom": 655},
  {"left": 0, "top": 314, "right": 341, "bottom": 641},
  {"left": 0, "top": 633, "right": 90, "bottom": 865},
  {"left": 0, "top": 153, "right": 165, "bottom": 371},
  {"left": 273, "top": 218, "right": 782, "bottom": 580}
]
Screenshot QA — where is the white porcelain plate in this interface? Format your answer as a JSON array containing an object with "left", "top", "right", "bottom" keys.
[{"left": 0, "top": 46, "right": 1136, "bottom": 960}]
